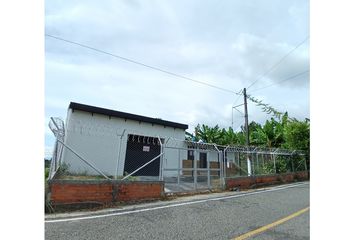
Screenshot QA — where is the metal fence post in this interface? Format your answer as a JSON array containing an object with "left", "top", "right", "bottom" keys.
[
  {"left": 291, "top": 151, "right": 295, "bottom": 172},
  {"left": 194, "top": 149, "right": 197, "bottom": 190},
  {"left": 122, "top": 153, "right": 164, "bottom": 180},
  {"left": 256, "top": 153, "right": 259, "bottom": 175},
  {"left": 220, "top": 151, "right": 223, "bottom": 179},
  {"left": 273, "top": 149, "right": 279, "bottom": 174},
  {"left": 177, "top": 148, "right": 180, "bottom": 186},
  {"left": 238, "top": 152, "right": 241, "bottom": 176},
  {"left": 56, "top": 139, "right": 111, "bottom": 180},
  {"left": 223, "top": 146, "right": 230, "bottom": 178},
  {"left": 222, "top": 150, "right": 225, "bottom": 178},
  {"left": 158, "top": 136, "right": 164, "bottom": 181},
  {"left": 252, "top": 147, "right": 258, "bottom": 175},
  {"left": 115, "top": 129, "right": 126, "bottom": 179},
  {"left": 207, "top": 151, "right": 210, "bottom": 189}
]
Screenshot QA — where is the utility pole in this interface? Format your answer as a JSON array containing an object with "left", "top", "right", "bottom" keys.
[{"left": 243, "top": 88, "right": 252, "bottom": 176}]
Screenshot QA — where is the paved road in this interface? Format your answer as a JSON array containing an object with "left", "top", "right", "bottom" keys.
[{"left": 45, "top": 182, "right": 309, "bottom": 240}]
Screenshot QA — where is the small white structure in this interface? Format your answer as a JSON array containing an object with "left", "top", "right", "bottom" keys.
[{"left": 61, "top": 102, "right": 188, "bottom": 177}]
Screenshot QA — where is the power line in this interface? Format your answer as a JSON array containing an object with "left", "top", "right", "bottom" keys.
[
  {"left": 246, "top": 36, "right": 309, "bottom": 90},
  {"left": 232, "top": 88, "right": 244, "bottom": 105},
  {"left": 233, "top": 105, "right": 244, "bottom": 115},
  {"left": 46, "top": 34, "right": 240, "bottom": 95},
  {"left": 248, "top": 70, "right": 309, "bottom": 93}
]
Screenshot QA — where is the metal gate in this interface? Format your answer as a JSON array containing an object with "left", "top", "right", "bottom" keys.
[{"left": 162, "top": 138, "right": 223, "bottom": 193}]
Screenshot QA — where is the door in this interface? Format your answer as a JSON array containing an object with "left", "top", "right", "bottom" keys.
[
  {"left": 123, "top": 134, "right": 161, "bottom": 176},
  {"left": 199, "top": 152, "right": 207, "bottom": 168}
]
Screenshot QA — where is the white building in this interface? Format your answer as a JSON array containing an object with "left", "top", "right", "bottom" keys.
[{"left": 61, "top": 102, "right": 188, "bottom": 177}]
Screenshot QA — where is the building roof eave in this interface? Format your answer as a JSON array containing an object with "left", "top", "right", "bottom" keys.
[{"left": 68, "top": 102, "right": 189, "bottom": 130}]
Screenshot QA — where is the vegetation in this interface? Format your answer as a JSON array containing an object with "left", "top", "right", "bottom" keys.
[
  {"left": 186, "top": 112, "right": 310, "bottom": 168},
  {"left": 45, "top": 167, "right": 50, "bottom": 179}
]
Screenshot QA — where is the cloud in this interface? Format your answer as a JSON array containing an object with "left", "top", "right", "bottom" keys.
[
  {"left": 45, "top": 0, "right": 309, "bottom": 150},
  {"left": 229, "top": 33, "right": 309, "bottom": 89}
]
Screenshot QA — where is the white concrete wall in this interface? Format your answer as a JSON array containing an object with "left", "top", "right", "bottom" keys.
[{"left": 62, "top": 109, "right": 185, "bottom": 177}]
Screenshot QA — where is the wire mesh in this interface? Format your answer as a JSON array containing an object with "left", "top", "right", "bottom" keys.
[
  {"left": 48, "top": 117, "right": 65, "bottom": 179},
  {"left": 224, "top": 146, "right": 306, "bottom": 177},
  {"left": 122, "top": 134, "right": 162, "bottom": 180},
  {"left": 48, "top": 117, "right": 308, "bottom": 192},
  {"left": 163, "top": 138, "right": 222, "bottom": 193}
]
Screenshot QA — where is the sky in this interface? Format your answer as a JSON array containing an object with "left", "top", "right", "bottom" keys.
[
  {"left": 4, "top": 1, "right": 354, "bottom": 238},
  {"left": 45, "top": 0, "right": 309, "bottom": 158}
]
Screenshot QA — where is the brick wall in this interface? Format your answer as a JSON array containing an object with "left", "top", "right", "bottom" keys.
[
  {"left": 117, "top": 182, "right": 164, "bottom": 202},
  {"left": 49, "top": 180, "right": 164, "bottom": 205},
  {"left": 225, "top": 171, "right": 309, "bottom": 190}
]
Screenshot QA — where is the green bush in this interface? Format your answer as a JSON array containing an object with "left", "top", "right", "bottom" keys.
[
  {"left": 275, "top": 157, "right": 288, "bottom": 173},
  {"left": 261, "top": 162, "right": 276, "bottom": 174},
  {"left": 45, "top": 167, "right": 49, "bottom": 179}
]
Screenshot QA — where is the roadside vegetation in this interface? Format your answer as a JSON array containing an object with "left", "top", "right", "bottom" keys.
[{"left": 186, "top": 112, "right": 310, "bottom": 169}]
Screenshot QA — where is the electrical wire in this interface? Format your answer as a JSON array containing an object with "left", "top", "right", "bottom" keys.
[
  {"left": 232, "top": 88, "right": 244, "bottom": 105},
  {"left": 248, "top": 70, "right": 309, "bottom": 93},
  {"left": 46, "top": 34, "right": 241, "bottom": 95},
  {"left": 246, "top": 36, "right": 309, "bottom": 90}
]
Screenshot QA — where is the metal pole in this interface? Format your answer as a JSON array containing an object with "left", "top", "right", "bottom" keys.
[
  {"left": 207, "top": 151, "right": 210, "bottom": 189},
  {"left": 243, "top": 88, "right": 251, "bottom": 176},
  {"left": 50, "top": 117, "right": 62, "bottom": 172},
  {"left": 194, "top": 150, "right": 197, "bottom": 190},
  {"left": 115, "top": 129, "right": 126, "bottom": 179},
  {"left": 272, "top": 149, "right": 278, "bottom": 173},
  {"left": 303, "top": 153, "right": 308, "bottom": 171},
  {"left": 223, "top": 146, "right": 230, "bottom": 177},
  {"left": 256, "top": 153, "right": 259, "bottom": 175},
  {"left": 177, "top": 149, "right": 180, "bottom": 186},
  {"left": 56, "top": 139, "right": 111, "bottom": 180},
  {"left": 291, "top": 150, "right": 295, "bottom": 172},
  {"left": 238, "top": 152, "right": 241, "bottom": 175},
  {"left": 158, "top": 136, "right": 164, "bottom": 181},
  {"left": 50, "top": 117, "right": 60, "bottom": 133},
  {"left": 122, "top": 153, "right": 164, "bottom": 180},
  {"left": 253, "top": 147, "right": 258, "bottom": 175}
]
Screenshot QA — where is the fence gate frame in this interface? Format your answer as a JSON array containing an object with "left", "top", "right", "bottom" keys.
[{"left": 162, "top": 139, "right": 224, "bottom": 193}]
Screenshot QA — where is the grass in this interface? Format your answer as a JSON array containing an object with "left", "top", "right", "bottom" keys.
[{"left": 46, "top": 163, "right": 137, "bottom": 181}]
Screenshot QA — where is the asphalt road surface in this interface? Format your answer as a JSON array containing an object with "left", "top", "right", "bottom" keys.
[{"left": 45, "top": 182, "right": 309, "bottom": 240}]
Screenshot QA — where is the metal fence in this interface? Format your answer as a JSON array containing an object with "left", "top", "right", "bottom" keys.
[
  {"left": 121, "top": 134, "right": 164, "bottom": 181},
  {"left": 162, "top": 138, "right": 223, "bottom": 193},
  {"left": 223, "top": 146, "right": 307, "bottom": 178},
  {"left": 48, "top": 117, "right": 65, "bottom": 179},
  {"left": 161, "top": 140, "right": 307, "bottom": 193},
  {"left": 48, "top": 120, "right": 308, "bottom": 192}
]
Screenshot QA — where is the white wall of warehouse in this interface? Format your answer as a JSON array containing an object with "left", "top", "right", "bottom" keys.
[{"left": 61, "top": 109, "right": 186, "bottom": 177}]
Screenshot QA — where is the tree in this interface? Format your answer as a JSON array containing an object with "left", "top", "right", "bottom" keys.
[
  {"left": 195, "top": 124, "right": 222, "bottom": 143},
  {"left": 219, "top": 127, "right": 246, "bottom": 145},
  {"left": 189, "top": 112, "right": 309, "bottom": 158},
  {"left": 255, "top": 118, "right": 283, "bottom": 148},
  {"left": 247, "top": 121, "right": 267, "bottom": 146},
  {"left": 283, "top": 119, "right": 310, "bottom": 151},
  {"left": 283, "top": 118, "right": 310, "bottom": 170}
]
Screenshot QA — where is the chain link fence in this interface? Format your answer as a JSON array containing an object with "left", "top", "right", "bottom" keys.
[
  {"left": 223, "top": 146, "right": 307, "bottom": 177},
  {"left": 121, "top": 134, "right": 164, "bottom": 181},
  {"left": 48, "top": 119, "right": 308, "bottom": 192},
  {"left": 48, "top": 117, "right": 66, "bottom": 179},
  {"left": 162, "top": 138, "right": 223, "bottom": 193}
]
